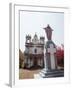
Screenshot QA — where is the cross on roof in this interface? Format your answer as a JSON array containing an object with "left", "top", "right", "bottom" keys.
[{"left": 48, "top": 44, "right": 56, "bottom": 54}]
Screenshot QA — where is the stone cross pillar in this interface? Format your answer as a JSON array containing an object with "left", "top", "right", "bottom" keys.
[
  {"left": 34, "top": 25, "right": 64, "bottom": 78},
  {"left": 48, "top": 44, "right": 56, "bottom": 69},
  {"left": 44, "top": 54, "right": 48, "bottom": 70},
  {"left": 44, "top": 45, "right": 48, "bottom": 71}
]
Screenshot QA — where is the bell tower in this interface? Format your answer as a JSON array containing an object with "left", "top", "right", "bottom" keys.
[{"left": 26, "top": 35, "right": 31, "bottom": 43}]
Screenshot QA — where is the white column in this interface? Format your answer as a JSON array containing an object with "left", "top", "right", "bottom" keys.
[
  {"left": 44, "top": 45, "right": 48, "bottom": 71},
  {"left": 31, "top": 59, "right": 33, "bottom": 67},
  {"left": 38, "top": 59, "right": 42, "bottom": 67},
  {"left": 28, "top": 58, "right": 31, "bottom": 68},
  {"left": 44, "top": 54, "right": 48, "bottom": 70},
  {"left": 38, "top": 59, "right": 40, "bottom": 66}
]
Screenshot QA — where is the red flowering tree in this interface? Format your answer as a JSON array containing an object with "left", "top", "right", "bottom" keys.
[{"left": 56, "top": 45, "right": 64, "bottom": 67}]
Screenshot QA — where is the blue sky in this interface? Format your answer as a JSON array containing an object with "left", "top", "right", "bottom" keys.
[{"left": 20, "top": 11, "right": 64, "bottom": 52}]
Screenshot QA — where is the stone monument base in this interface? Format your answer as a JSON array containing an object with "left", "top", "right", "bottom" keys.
[{"left": 34, "top": 69, "right": 64, "bottom": 78}]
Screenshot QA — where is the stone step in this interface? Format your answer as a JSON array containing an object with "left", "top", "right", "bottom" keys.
[
  {"left": 40, "top": 72, "right": 64, "bottom": 78},
  {"left": 43, "top": 73, "right": 64, "bottom": 78},
  {"left": 40, "top": 69, "right": 64, "bottom": 75},
  {"left": 39, "top": 70, "right": 64, "bottom": 78}
]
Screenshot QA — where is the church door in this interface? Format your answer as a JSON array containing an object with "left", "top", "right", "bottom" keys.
[{"left": 34, "top": 57, "right": 38, "bottom": 67}]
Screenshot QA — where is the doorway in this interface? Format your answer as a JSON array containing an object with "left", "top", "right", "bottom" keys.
[{"left": 34, "top": 57, "right": 38, "bottom": 67}]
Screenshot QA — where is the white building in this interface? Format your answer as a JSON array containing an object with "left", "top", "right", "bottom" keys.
[{"left": 24, "top": 33, "right": 45, "bottom": 68}]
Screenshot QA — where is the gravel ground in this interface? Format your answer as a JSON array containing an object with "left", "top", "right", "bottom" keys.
[{"left": 19, "top": 69, "right": 41, "bottom": 79}]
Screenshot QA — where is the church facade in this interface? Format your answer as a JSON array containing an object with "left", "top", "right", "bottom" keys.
[{"left": 24, "top": 34, "right": 45, "bottom": 68}]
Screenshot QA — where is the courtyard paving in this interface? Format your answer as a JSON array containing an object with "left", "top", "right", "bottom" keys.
[{"left": 19, "top": 68, "right": 41, "bottom": 79}]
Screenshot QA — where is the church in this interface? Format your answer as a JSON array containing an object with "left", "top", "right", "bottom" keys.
[{"left": 24, "top": 33, "right": 45, "bottom": 68}]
